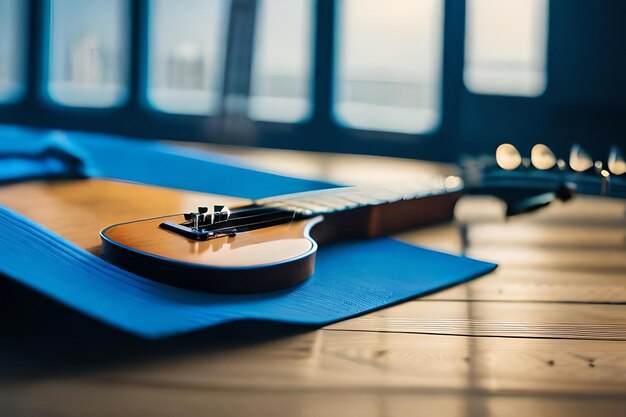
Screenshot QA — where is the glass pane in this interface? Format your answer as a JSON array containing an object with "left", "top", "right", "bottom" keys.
[
  {"left": 248, "top": 0, "right": 313, "bottom": 123},
  {"left": 0, "top": 0, "right": 25, "bottom": 102},
  {"left": 334, "top": 0, "right": 444, "bottom": 134},
  {"left": 465, "top": 0, "right": 549, "bottom": 96},
  {"left": 148, "top": 0, "right": 230, "bottom": 115},
  {"left": 48, "top": 0, "right": 128, "bottom": 107}
]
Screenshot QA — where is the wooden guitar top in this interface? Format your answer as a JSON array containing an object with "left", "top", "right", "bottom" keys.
[
  {"left": 103, "top": 215, "right": 317, "bottom": 268},
  {"left": 0, "top": 178, "right": 251, "bottom": 255},
  {"left": 0, "top": 177, "right": 459, "bottom": 293}
]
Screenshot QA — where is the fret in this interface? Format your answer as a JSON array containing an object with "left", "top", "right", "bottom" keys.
[
  {"left": 334, "top": 188, "right": 385, "bottom": 199},
  {"left": 255, "top": 176, "right": 461, "bottom": 217},
  {"left": 257, "top": 187, "right": 350, "bottom": 205},
  {"left": 264, "top": 201, "right": 320, "bottom": 215},
  {"left": 282, "top": 199, "right": 329, "bottom": 212},
  {"left": 333, "top": 193, "right": 381, "bottom": 206},
  {"left": 273, "top": 197, "right": 340, "bottom": 214},
  {"left": 283, "top": 200, "right": 334, "bottom": 213},
  {"left": 280, "top": 206, "right": 314, "bottom": 216},
  {"left": 313, "top": 195, "right": 360, "bottom": 210},
  {"left": 302, "top": 188, "right": 363, "bottom": 206},
  {"left": 296, "top": 200, "right": 342, "bottom": 211},
  {"left": 358, "top": 187, "right": 403, "bottom": 202}
]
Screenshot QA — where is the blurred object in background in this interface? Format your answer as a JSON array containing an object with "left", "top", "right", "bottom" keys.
[
  {"left": 495, "top": 143, "right": 522, "bottom": 171},
  {"left": 608, "top": 146, "right": 626, "bottom": 176},
  {"left": 465, "top": 0, "right": 549, "bottom": 96},
  {"left": 0, "top": 0, "right": 623, "bottom": 163},
  {"left": 248, "top": 0, "right": 313, "bottom": 123},
  {"left": 48, "top": 0, "right": 128, "bottom": 107},
  {"left": 0, "top": 0, "right": 25, "bottom": 103},
  {"left": 569, "top": 143, "right": 594, "bottom": 172},
  {"left": 334, "top": 0, "right": 443, "bottom": 134},
  {"left": 463, "top": 141, "right": 625, "bottom": 217},
  {"left": 148, "top": 0, "right": 229, "bottom": 115},
  {"left": 531, "top": 144, "right": 556, "bottom": 170}
]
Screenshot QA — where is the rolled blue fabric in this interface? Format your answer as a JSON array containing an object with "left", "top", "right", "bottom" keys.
[{"left": 0, "top": 128, "right": 95, "bottom": 184}]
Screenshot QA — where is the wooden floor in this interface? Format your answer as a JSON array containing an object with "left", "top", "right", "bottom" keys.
[{"left": 1, "top": 147, "right": 626, "bottom": 416}]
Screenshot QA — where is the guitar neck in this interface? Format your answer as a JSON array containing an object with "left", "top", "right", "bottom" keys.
[
  {"left": 466, "top": 168, "right": 626, "bottom": 200},
  {"left": 156, "top": 176, "right": 464, "bottom": 244},
  {"left": 256, "top": 176, "right": 463, "bottom": 217}
]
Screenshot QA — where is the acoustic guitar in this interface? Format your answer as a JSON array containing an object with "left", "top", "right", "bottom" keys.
[
  {"left": 99, "top": 176, "right": 463, "bottom": 293},
  {"left": 1, "top": 141, "right": 622, "bottom": 294},
  {"left": 99, "top": 140, "right": 625, "bottom": 294},
  {"left": 0, "top": 174, "right": 463, "bottom": 294}
]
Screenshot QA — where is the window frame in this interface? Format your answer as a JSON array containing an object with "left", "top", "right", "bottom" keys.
[
  {"left": 0, "top": 0, "right": 467, "bottom": 163},
  {"left": 0, "top": 0, "right": 28, "bottom": 104}
]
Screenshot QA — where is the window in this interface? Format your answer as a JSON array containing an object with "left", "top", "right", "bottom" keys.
[
  {"left": 248, "top": 0, "right": 314, "bottom": 123},
  {"left": 464, "top": 0, "right": 549, "bottom": 96},
  {"left": 48, "top": 0, "right": 129, "bottom": 107},
  {"left": 0, "top": 0, "right": 25, "bottom": 103},
  {"left": 334, "top": 0, "right": 444, "bottom": 134},
  {"left": 147, "top": 0, "right": 230, "bottom": 115}
]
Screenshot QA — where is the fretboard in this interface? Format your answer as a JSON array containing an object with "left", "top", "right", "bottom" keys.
[{"left": 255, "top": 176, "right": 463, "bottom": 216}]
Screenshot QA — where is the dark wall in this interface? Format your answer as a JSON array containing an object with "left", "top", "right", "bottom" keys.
[
  {"left": 1, "top": 0, "right": 624, "bottom": 163},
  {"left": 460, "top": 0, "right": 626, "bottom": 161}
]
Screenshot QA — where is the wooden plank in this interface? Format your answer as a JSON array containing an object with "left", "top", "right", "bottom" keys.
[
  {"left": 466, "top": 246, "right": 626, "bottom": 272},
  {"left": 397, "top": 226, "right": 626, "bottom": 272},
  {"left": 425, "top": 268, "right": 626, "bottom": 303},
  {"left": 397, "top": 203, "right": 626, "bottom": 257},
  {"left": 395, "top": 223, "right": 464, "bottom": 254},
  {"left": 510, "top": 197, "right": 626, "bottom": 226},
  {"left": 3, "top": 380, "right": 626, "bottom": 417},
  {"left": 327, "top": 301, "right": 626, "bottom": 340},
  {"left": 0, "top": 179, "right": 249, "bottom": 253},
  {"left": 455, "top": 196, "right": 626, "bottom": 226},
  {"left": 467, "top": 223, "right": 626, "bottom": 250},
  {"left": 2, "top": 147, "right": 625, "bottom": 415},
  {"left": 71, "top": 330, "right": 626, "bottom": 396}
]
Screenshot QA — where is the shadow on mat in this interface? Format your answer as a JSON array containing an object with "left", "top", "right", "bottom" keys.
[{"left": 0, "top": 277, "right": 313, "bottom": 382}]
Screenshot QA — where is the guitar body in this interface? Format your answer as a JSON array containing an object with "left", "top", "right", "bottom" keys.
[
  {"left": 0, "top": 178, "right": 250, "bottom": 254},
  {"left": 0, "top": 178, "right": 461, "bottom": 294},
  {"left": 101, "top": 215, "right": 322, "bottom": 293}
]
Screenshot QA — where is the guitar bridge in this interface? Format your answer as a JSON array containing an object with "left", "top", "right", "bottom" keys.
[
  {"left": 159, "top": 221, "right": 236, "bottom": 241},
  {"left": 159, "top": 205, "right": 236, "bottom": 241},
  {"left": 159, "top": 204, "right": 300, "bottom": 241}
]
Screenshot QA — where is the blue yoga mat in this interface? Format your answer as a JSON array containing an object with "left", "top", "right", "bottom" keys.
[
  {"left": 0, "top": 124, "right": 496, "bottom": 339},
  {"left": 0, "top": 124, "right": 336, "bottom": 199}
]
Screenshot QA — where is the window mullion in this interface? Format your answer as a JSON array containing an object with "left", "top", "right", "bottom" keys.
[{"left": 220, "top": 0, "right": 257, "bottom": 117}]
